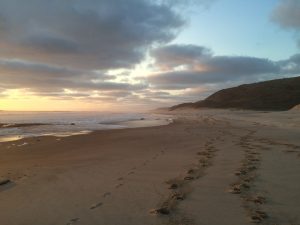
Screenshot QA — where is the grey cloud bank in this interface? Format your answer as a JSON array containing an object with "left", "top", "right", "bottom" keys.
[
  {"left": 271, "top": 0, "right": 300, "bottom": 47},
  {"left": 151, "top": 44, "right": 212, "bottom": 70},
  {"left": 148, "top": 44, "right": 299, "bottom": 90},
  {"left": 0, "top": 0, "right": 183, "bottom": 102},
  {"left": 0, "top": 59, "right": 147, "bottom": 93},
  {"left": 0, "top": 0, "right": 184, "bottom": 70},
  {"left": 271, "top": 0, "right": 300, "bottom": 29}
]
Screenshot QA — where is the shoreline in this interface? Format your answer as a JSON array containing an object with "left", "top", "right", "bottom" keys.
[
  {"left": 0, "top": 110, "right": 299, "bottom": 225},
  {"left": 0, "top": 116, "right": 173, "bottom": 143}
]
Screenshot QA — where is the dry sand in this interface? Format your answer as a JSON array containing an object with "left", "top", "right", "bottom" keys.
[
  {"left": 291, "top": 104, "right": 300, "bottom": 111},
  {"left": 0, "top": 109, "right": 300, "bottom": 225}
]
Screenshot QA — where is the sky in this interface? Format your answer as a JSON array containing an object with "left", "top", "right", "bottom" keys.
[{"left": 0, "top": 0, "right": 299, "bottom": 111}]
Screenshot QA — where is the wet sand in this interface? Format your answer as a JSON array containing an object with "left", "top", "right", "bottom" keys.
[
  {"left": 0, "top": 123, "right": 47, "bottom": 128},
  {"left": 0, "top": 109, "right": 300, "bottom": 225}
]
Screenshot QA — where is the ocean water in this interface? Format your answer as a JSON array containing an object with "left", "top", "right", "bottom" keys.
[{"left": 0, "top": 111, "right": 172, "bottom": 142}]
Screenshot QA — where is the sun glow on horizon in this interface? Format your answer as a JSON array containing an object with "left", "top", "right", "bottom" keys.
[{"left": 0, "top": 90, "right": 114, "bottom": 111}]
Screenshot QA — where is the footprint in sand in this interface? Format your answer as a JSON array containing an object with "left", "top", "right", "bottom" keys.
[
  {"left": 228, "top": 184, "right": 242, "bottom": 194},
  {"left": 186, "top": 169, "right": 194, "bottom": 174},
  {"left": 0, "top": 179, "right": 15, "bottom": 191},
  {"left": 284, "top": 149, "right": 298, "bottom": 153},
  {"left": 152, "top": 156, "right": 157, "bottom": 160},
  {"left": 103, "top": 192, "right": 111, "bottom": 198},
  {"left": 250, "top": 210, "right": 268, "bottom": 223},
  {"left": 171, "top": 192, "right": 185, "bottom": 201},
  {"left": 66, "top": 218, "right": 80, "bottom": 225},
  {"left": 246, "top": 195, "right": 266, "bottom": 205},
  {"left": 150, "top": 142, "right": 217, "bottom": 218},
  {"left": 149, "top": 207, "right": 170, "bottom": 215},
  {"left": 183, "top": 176, "right": 194, "bottom": 181},
  {"left": 0, "top": 179, "right": 11, "bottom": 186},
  {"left": 115, "top": 183, "right": 124, "bottom": 188},
  {"left": 90, "top": 202, "right": 103, "bottom": 210},
  {"left": 168, "top": 183, "right": 178, "bottom": 189},
  {"left": 197, "top": 151, "right": 210, "bottom": 156}
]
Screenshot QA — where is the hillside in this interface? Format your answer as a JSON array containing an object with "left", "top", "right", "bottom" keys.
[{"left": 170, "top": 76, "right": 300, "bottom": 111}]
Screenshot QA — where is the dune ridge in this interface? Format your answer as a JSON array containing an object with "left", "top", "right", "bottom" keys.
[{"left": 171, "top": 76, "right": 300, "bottom": 111}]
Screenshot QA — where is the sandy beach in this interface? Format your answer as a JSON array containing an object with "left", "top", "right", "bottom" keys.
[{"left": 0, "top": 109, "right": 300, "bottom": 225}]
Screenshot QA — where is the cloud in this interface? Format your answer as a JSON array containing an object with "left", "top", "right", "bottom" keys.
[
  {"left": 271, "top": 0, "right": 300, "bottom": 29},
  {"left": 0, "top": 0, "right": 225, "bottom": 109},
  {"left": 203, "top": 56, "right": 280, "bottom": 75},
  {"left": 151, "top": 44, "right": 279, "bottom": 74},
  {"left": 5, "top": 0, "right": 297, "bottom": 109},
  {"left": 22, "top": 33, "right": 81, "bottom": 54},
  {"left": 0, "top": 59, "right": 92, "bottom": 78},
  {"left": 151, "top": 44, "right": 212, "bottom": 70},
  {"left": 0, "top": 59, "right": 147, "bottom": 92},
  {"left": 271, "top": 0, "right": 300, "bottom": 47},
  {"left": 0, "top": 88, "right": 7, "bottom": 97},
  {"left": 147, "top": 44, "right": 300, "bottom": 93},
  {"left": 0, "top": 0, "right": 185, "bottom": 70},
  {"left": 148, "top": 70, "right": 264, "bottom": 90},
  {"left": 278, "top": 53, "right": 300, "bottom": 74}
]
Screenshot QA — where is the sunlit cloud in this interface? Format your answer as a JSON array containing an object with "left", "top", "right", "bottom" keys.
[{"left": 0, "top": 0, "right": 184, "bottom": 70}]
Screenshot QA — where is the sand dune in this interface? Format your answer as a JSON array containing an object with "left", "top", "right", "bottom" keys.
[
  {"left": 0, "top": 110, "right": 300, "bottom": 225},
  {"left": 171, "top": 76, "right": 300, "bottom": 111},
  {"left": 291, "top": 104, "right": 300, "bottom": 111}
]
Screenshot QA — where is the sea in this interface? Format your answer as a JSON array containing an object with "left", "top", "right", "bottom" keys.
[{"left": 0, "top": 111, "right": 172, "bottom": 142}]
